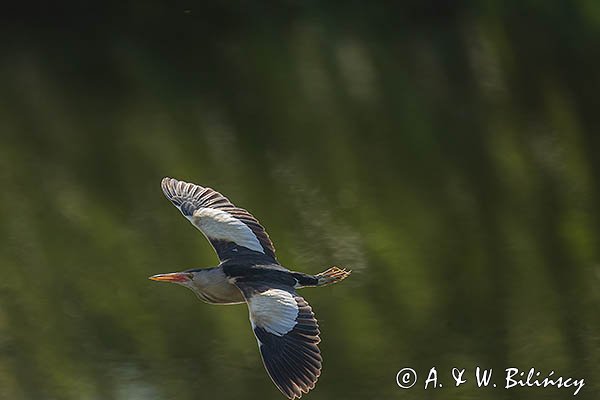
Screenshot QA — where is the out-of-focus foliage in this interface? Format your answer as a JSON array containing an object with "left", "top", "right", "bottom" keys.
[{"left": 1, "top": 2, "right": 599, "bottom": 399}]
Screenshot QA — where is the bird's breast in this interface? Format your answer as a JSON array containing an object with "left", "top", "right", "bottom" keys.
[{"left": 192, "top": 267, "right": 245, "bottom": 305}]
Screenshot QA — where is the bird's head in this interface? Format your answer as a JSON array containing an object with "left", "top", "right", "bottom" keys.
[{"left": 148, "top": 269, "right": 222, "bottom": 304}]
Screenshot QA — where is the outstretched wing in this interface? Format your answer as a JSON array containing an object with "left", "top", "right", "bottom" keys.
[
  {"left": 161, "top": 177, "right": 277, "bottom": 261},
  {"left": 235, "top": 281, "right": 322, "bottom": 400}
]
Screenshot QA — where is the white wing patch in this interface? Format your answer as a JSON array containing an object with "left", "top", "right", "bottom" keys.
[
  {"left": 188, "top": 207, "right": 264, "bottom": 253},
  {"left": 247, "top": 289, "right": 299, "bottom": 337}
]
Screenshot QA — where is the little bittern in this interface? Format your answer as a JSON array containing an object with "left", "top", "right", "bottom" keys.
[{"left": 150, "top": 177, "right": 351, "bottom": 399}]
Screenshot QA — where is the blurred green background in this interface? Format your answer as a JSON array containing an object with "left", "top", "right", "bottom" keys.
[{"left": 1, "top": 2, "right": 599, "bottom": 399}]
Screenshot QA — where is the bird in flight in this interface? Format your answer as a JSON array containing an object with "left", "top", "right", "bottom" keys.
[{"left": 150, "top": 177, "right": 351, "bottom": 399}]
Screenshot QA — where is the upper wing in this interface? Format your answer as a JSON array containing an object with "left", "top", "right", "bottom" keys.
[
  {"left": 235, "top": 281, "right": 322, "bottom": 400},
  {"left": 161, "top": 177, "right": 277, "bottom": 261}
]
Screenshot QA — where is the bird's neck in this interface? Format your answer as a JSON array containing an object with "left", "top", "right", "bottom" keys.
[{"left": 190, "top": 267, "right": 245, "bottom": 305}]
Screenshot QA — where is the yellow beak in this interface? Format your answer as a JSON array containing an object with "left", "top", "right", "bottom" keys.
[{"left": 148, "top": 272, "right": 191, "bottom": 283}]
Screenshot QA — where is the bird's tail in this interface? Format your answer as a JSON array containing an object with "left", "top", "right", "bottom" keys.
[{"left": 315, "top": 267, "right": 352, "bottom": 287}]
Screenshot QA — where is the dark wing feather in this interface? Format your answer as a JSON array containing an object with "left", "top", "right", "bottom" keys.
[
  {"left": 235, "top": 281, "right": 322, "bottom": 399},
  {"left": 161, "top": 177, "right": 277, "bottom": 261}
]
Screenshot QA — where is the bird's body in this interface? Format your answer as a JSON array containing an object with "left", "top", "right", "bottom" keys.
[
  {"left": 182, "top": 261, "right": 319, "bottom": 305},
  {"left": 150, "top": 177, "right": 350, "bottom": 399}
]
